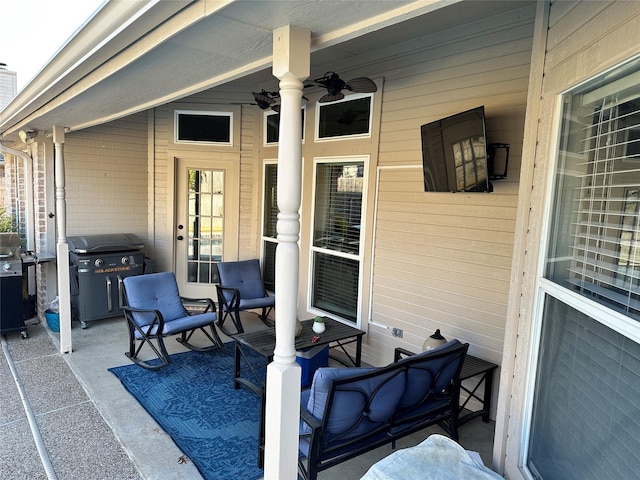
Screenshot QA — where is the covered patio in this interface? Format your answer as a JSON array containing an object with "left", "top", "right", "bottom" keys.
[
  {"left": 4, "top": 1, "right": 640, "bottom": 479},
  {"left": 0, "top": 313, "right": 495, "bottom": 479}
]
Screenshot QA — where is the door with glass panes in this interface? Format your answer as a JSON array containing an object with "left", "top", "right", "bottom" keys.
[{"left": 174, "top": 157, "right": 239, "bottom": 298}]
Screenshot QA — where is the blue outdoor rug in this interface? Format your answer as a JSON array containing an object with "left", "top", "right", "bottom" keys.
[{"left": 109, "top": 343, "right": 265, "bottom": 480}]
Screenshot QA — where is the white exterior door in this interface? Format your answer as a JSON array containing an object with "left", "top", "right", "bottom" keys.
[{"left": 174, "top": 156, "right": 239, "bottom": 298}]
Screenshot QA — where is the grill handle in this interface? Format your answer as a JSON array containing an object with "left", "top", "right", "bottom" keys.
[
  {"left": 117, "top": 275, "right": 124, "bottom": 310},
  {"left": 106, "top": 277, "right": 112, "bottom": 312}
]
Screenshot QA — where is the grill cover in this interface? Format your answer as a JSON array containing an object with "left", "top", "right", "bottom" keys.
[{"left": 68, "top": 234, "right": 144, "bottom": 254}]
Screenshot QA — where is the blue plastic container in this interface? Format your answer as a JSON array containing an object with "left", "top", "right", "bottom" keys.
[
  {"left": 45, "top": 310, "right": 60, "bottom": 332},
  {"left": 296, "top": 345, "right": 329, "bottom": 388}
]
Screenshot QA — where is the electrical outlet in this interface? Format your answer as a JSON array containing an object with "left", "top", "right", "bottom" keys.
[{"left": 391, "top": 328, "right": 403, "bottom": 338}]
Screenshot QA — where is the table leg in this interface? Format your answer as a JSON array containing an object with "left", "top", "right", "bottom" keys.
[
  {"left": 355, "top": 336, "right": 362, "bottom": 366},
  {"left": 482, "top": 371, "right": 493, "bottom": 423}
]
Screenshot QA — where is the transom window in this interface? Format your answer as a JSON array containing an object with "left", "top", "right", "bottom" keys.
[
  {"left": 175, "top": 110, "right": 232, "bottom": 145},
  {"left": 316, "top": 94, "right": 373, "bottom": 140}
]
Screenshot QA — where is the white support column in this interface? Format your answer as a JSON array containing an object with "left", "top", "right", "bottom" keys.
[
  {"left": 263, "top": 25, "right": 310, "bottom": 480},
  {"left": 53, "top": 125, "right": 72, "bottom": 354}
]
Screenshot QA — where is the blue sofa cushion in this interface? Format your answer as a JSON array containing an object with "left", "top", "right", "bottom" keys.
[
  {"left": 301, "top": 366, "right": 406, "bottom": 445},
  {"left": 396, "top": 339, "right": 462, "bottom": 410},
  {"left": 124, "top": 272, "right": 188, "bottom": 327}
]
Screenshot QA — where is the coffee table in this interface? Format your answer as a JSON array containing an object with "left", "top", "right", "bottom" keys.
[{"left": 233, "top": 317, "right": 366, "bottom": 393}]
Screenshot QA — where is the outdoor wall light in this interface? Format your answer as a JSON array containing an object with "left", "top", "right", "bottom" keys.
[{"left": 18, "top": 130, "right": 37, "bottom": 143}]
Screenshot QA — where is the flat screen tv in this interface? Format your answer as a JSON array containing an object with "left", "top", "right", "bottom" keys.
[{"left": 421, "top": 106, "right": 492, "bottom": 192}]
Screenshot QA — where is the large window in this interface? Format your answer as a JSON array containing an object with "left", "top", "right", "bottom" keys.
[
  {"left": 261, "top": 163, "right": 278, "bottom": 292},
  {"left": 529, "top": 58, "right": 640, "bottom": 479},
  {"left": 310, "top": 158, "right": 366, "bottom": 323}
]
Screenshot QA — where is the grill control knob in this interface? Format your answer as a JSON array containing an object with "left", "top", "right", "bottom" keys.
[
  {"left": 2, "top": 262, "right": 11, "bottom": 272},
  {"left": 95, "top": 258, "right": 104, "bottom": 267},
  {"left": 121, "top": 256, "right": 130, "bottom": 265}
]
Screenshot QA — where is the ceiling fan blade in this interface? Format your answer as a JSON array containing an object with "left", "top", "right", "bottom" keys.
[
  {"left": 345, "top": 77, "right": 377, "bottom": 93},
  {"left": 319, "top": 92, "right": 345, "bottom": 103},
  {"left": 252, "top": 91, "right": 276, "bottom": 110}
]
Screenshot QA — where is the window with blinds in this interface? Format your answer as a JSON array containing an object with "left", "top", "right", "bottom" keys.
[
  {"left": 310, "top": 160, "right": 365, "bottom": 323},
  {"left": 528, "top": 296, "right": 640, "bottom": 480},
  {"left": 261, "top": 163, "right": 278, "bottom": 292},
  {"left": 545, "top": 66, "right": 640, "bottom": 321},
  {"left": 531, "top": 58, "right": 640, "bottom": 480}
]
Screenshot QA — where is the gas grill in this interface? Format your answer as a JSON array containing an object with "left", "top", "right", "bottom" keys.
[
  {"left": 0, "top": 232, "right": 27, "bottom": 337},
  {"left": 68, "top": 234, "right": 145, "bottom": 328}
]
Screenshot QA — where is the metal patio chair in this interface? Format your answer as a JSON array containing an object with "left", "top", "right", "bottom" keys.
[
  {"left": 122, "top": 271, "right": 223, "bottom": 370},
  {"left": 216, "top": 259, "right": 275, "bottom": 335}
]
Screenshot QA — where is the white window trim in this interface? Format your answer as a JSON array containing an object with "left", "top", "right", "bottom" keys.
[
  {"left": 174, "top": 109, "right": 233, "bottom": 146},
  {"left": 307, "top": 155, "right": 369, "bottom": 327},
  {"left": 314, "top": 93, "right": 374, "bottom": 143}
]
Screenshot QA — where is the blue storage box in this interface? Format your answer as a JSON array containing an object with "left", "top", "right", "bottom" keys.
[
  {"left": 45, "top": 310, "right": 60, "bottom": 332},
  {"left": 296, "top": 345, "right": 329, "bottom": 388}
]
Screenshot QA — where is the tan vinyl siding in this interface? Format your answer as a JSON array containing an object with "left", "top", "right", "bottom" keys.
[
  {"left": 239, "top": 105, "right": 260, "bottom": 259},
  {"left": 365, "top": 4, "right": 535, "bottom": 372},
  {"left": 152, "top": 105, "right": 171, "bottom": 271},
  {"left": 65, "top": 113, "right": 148, "bottom": 241}
]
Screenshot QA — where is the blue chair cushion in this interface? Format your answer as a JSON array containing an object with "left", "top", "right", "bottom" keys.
[
  {"left": 124, "top": 272, "right": 188, "bottom": 327},
  {"left": 133, "top": 312, "right": 217, "bottom": 339},
  {"left": 218, "top": 259, "right": 268, "bottom": 302},
  {"left": 300, "top": 366, "right": 406, "bottom": 451}
]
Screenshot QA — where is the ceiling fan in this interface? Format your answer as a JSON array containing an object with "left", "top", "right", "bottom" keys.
[
  {"left": 251, "top": 90, "right": 311, "bottom": 112},
  {"left": 306, "top": 71, "right": 377, "bottom": 103},
  {"left": 252, "top": 90, "right": 281, "bottom": 112}
]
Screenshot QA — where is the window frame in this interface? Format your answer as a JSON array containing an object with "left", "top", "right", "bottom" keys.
[
  {"left": 263, "top": 107, "right": 306, "bottom": 146},
  {"left": 307, "top": 155, "right": 369, "bottom": 326},
  {"left": 260, "top": 159, "right": 303, "bottom": 293},
  {"left": 174, "top": 109, "right": 233, "bottom": 146},
  {"left": 521, "top": 55, "right": 640, "bottom": 479},
  {"left": 314, "top": 93, "right": 374, "bottom": 142}
]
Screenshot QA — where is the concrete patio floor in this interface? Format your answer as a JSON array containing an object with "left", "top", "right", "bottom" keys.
[{"left": 0, "top": 313, "right": 496, "bottom": 479}]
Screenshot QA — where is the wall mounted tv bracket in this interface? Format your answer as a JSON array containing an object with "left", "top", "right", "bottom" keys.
[{"left": 487, "top": 143, "right": 510, "bottom": 180}]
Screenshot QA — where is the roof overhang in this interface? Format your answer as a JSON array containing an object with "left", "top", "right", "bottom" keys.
[{"left": 0, "top": 0, "right": 520, "bottom": 141}]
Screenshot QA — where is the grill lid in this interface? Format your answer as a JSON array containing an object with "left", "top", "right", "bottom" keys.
[
  {"left": 68, "top": 234, "right": 144, "bottom": 254},
  {"left": 0, "top": 232, "right": 21, "bottom": 259}
]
